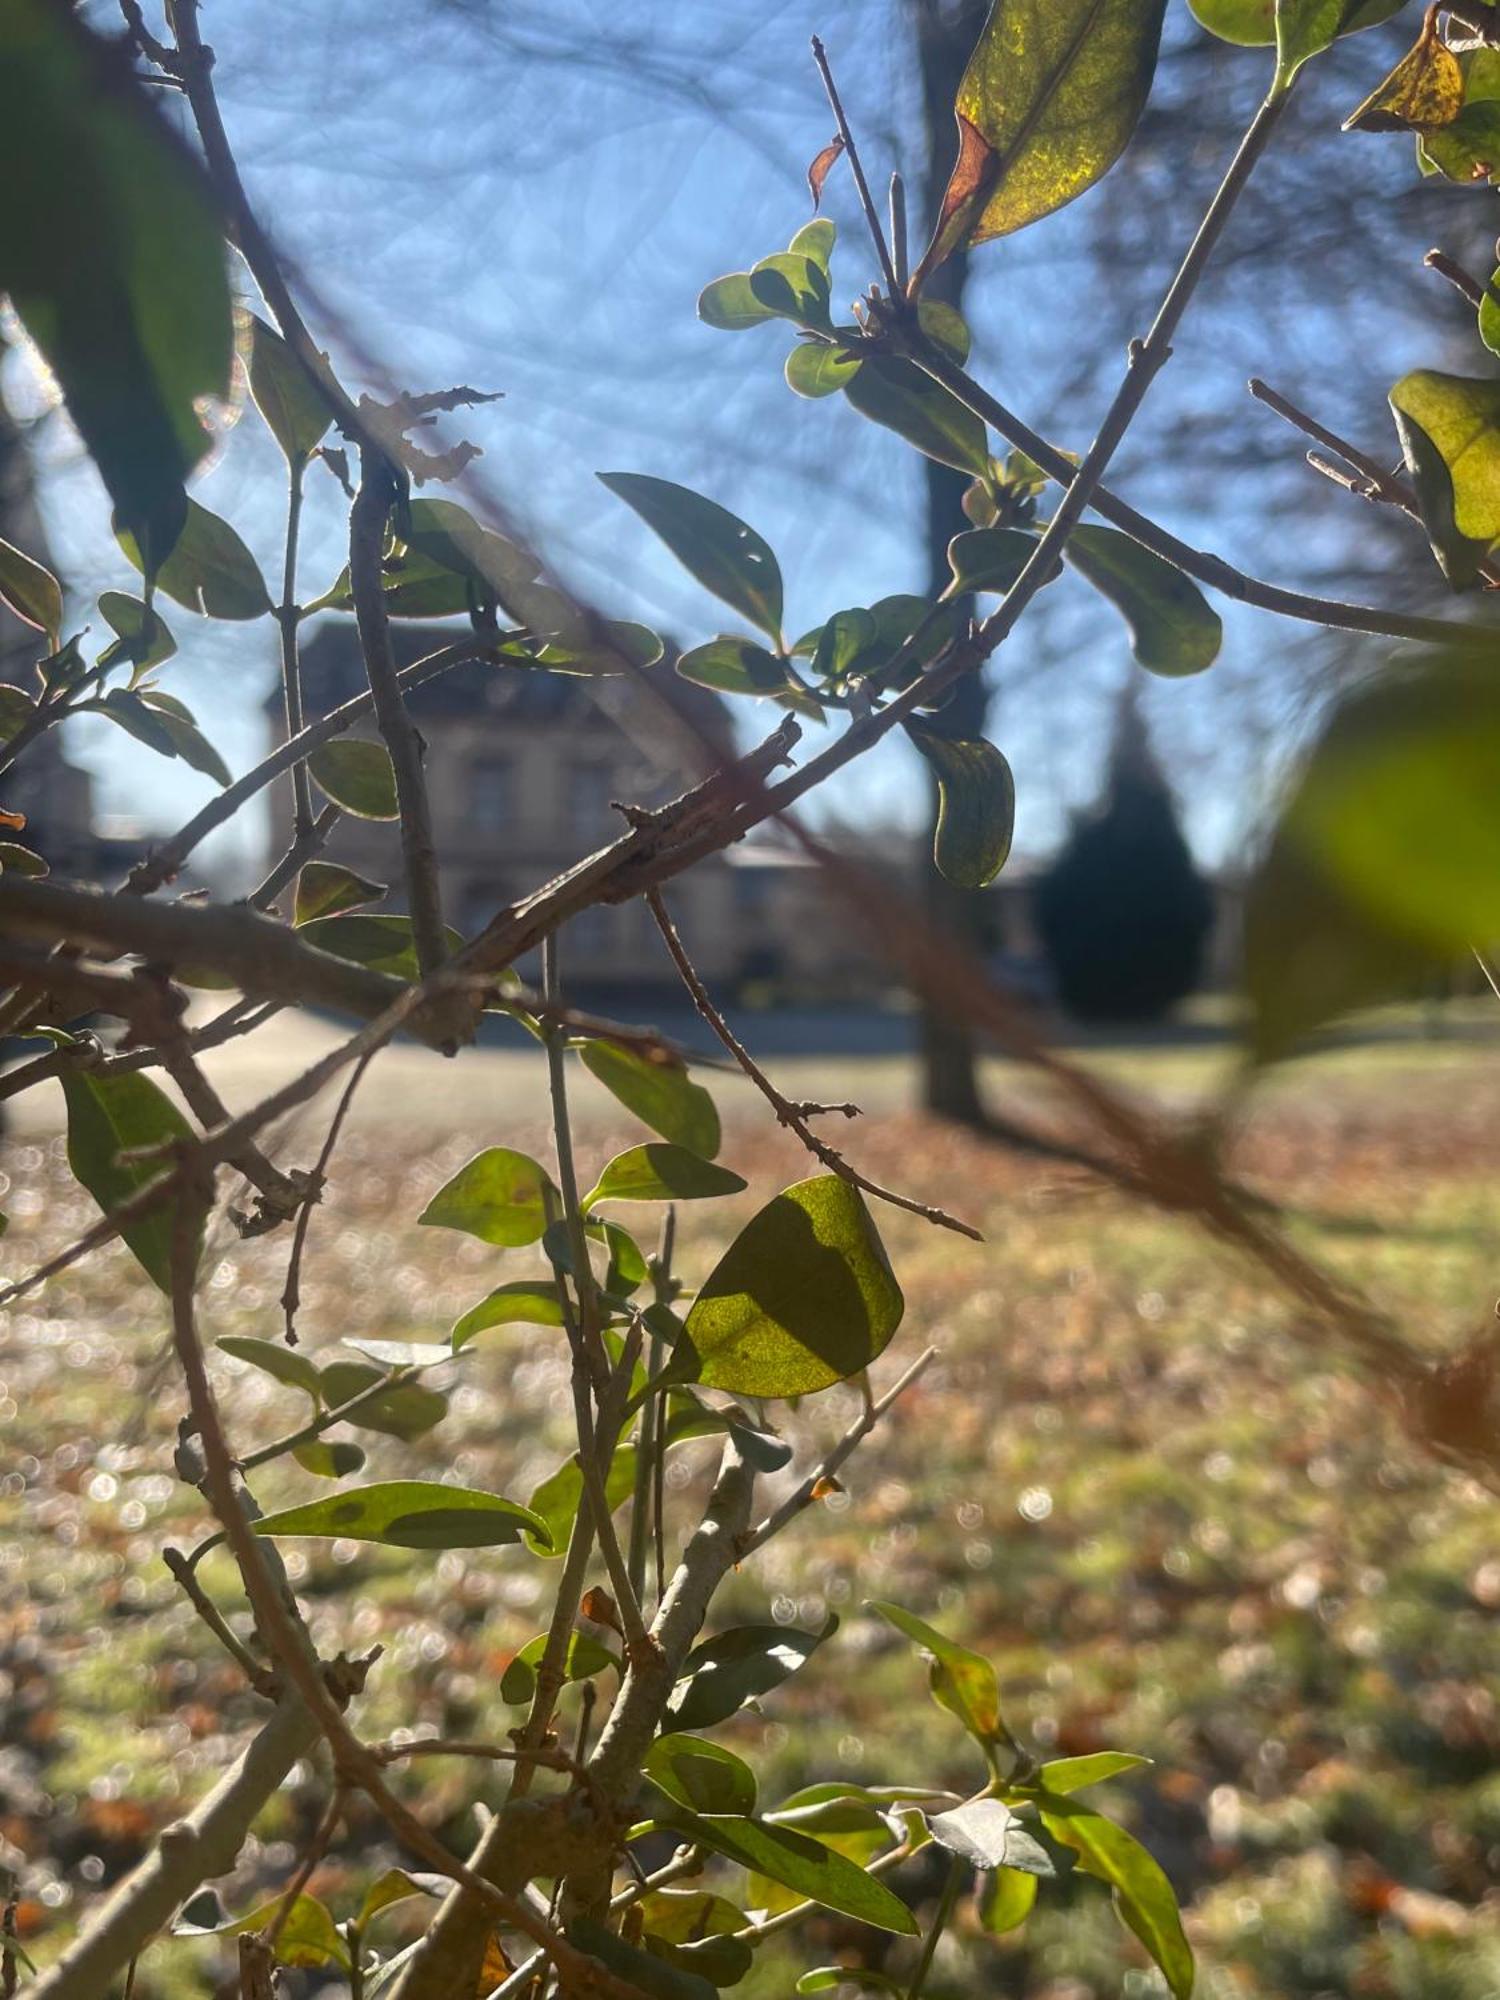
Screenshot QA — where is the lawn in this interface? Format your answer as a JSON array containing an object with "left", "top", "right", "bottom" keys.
[{"left": 2, "top": 1022, "right": 1498, "bottom": 1997}]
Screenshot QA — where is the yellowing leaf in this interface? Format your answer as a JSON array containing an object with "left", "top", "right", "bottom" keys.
[
  {"left": 912, "top": 0, "right": 1168, "bottom": 289},
  {"left": 1344, "top": 16, "right": 1462, "bottom": 132}
]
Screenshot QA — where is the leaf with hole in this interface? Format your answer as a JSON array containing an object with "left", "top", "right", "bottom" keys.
[
  {"left": 667, "top": 1618, "right": 835, "bottom": 1733},
  {"left": 419, "top": 1147, "right": 555, "bottom": 1247},
  {"left": 246, "top": 312, "right": 333, "bottom": 462},
  {"left": 908, "top": 724, "right": 1015, "bottom": 888},
  {"left": 645, "top": 1734, "right": 757, "bottom": 1817},
  {"left": 912, "top": 0, "right": 1169, "bottom": 287},
  {"left": 1037, "top": 1795, "right": 1193, "bottom": 1999},
  {"left": 600, "top": 474, "right": 783, "bottom": 643},
  {"left": 308, "top": 739, "right": 400, "bottom": 819},
  {"left": 868, "top": 1601, "right": 1005, "bottom": 1749},
  {"left": 254, "top": 1480, "right": 548, "bottom": 1552},
  {"left": 583, "top": 1144, "right": 745, "bottom": 1210},
  {"left": 60, "top": 1060, "right": 199, "bottom": 1293},
  {"left": 682, "top": 1176, "right": 903, "bottom": 1397},
  {"left": 0, "top": 536, "right": 62, "bottom": 648},
  {"left": 1066, "top": 526, "right": 1222, "bottom": 675},
  {"left": 118, "top": 500, "right": 272, "bottom": 620},
  {"left": 1, "top": 1, "right": 232, "bottom": 557},
  {"left": 843, "top": 356, "right": 991, "bottom": 477},
  {"left": 580, "top": 1040, "right": 721, "bottom": 1158}
]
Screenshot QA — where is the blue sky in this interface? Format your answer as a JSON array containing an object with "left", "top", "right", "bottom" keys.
[{"left": 12, "top": 0, "right": 1469, "bottom": 886}]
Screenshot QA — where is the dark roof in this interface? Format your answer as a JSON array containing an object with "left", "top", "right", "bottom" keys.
[{"left": 288, "top": 621, "right": 733, "bottom": 763}]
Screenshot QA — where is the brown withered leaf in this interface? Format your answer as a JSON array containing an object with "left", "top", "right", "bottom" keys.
[
  {"left": 0, "top": 808, "right": 25, "bottom": 831},
  {"left": 581, "top": 1586, "right": 622, "bottom": 1636},
  {"left": 1344, "top": 18, "right": 1463, "bottom": 132},
  {"left": 811, "top": 1474, "right": 845, "bottom": 1500},
  {"left": 476, "top": 1932, "right": 512, "bottom": 1992},
  {"left": 912, "top": 116, "right": 994, "bottom": 294},
  {"left": 807, "top": 134, "right": 846, "bottom": 209}
]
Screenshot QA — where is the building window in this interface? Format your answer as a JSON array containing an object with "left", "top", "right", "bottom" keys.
[
  {"left": 734, "top": 866, "right": 773, "bottom": 918},
  {"left": 568, "top": 758, "right": 614, "bottom": 842},
  {"left": 470, "top": 756, "right": 511, "bottom": 834}
]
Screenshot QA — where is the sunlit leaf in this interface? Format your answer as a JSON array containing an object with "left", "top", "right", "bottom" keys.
[
  {"left": 0, "top": 686, "right": 38, "bottom": 744},
  {"left": 667, "top": 1618, "right": 835, "bottom": 1732},
  {"left": 980, "top": 1864, "right": 1040, "bottom": 1933},
  {"left": 568, "top": 1918, "right": 717, "bottom": 2000},
  {"left": 912, "top": 0, "right": 1169, "bottom": 287},
  {"left": 640, "top": 1889, "right": 752, "bottom": 1991},
  {"left": 307, "top": 739, "right": 400, "bottom": 819},
  {"left": 294, "top": 859, "right": 387, "bottom": 924},
  {"left": 748, "top": 252, "right": 832, "bottom": 328},
  {"left": 678, "top": 637, "right": 788, "bottom": 697},
  {"left": 807, "top": 135, "right": 846, "bottom": 207},
  {"left": 316, "top": 1362, "right": 448, "bottom": 1441},
  {"left": 61, "top": 1059, "right": 199, "bottom": 1293},
  {"left": 788, "top": 218, "right": 837, "bottom": 271},
  {"left": 599, "top": 473, "right": 784, "bottom": 643},
  {"left": 134, "top": 691, "right": 232, "bottom": 786},
  {"left": 524, "top": 1447, "right": 639, "bottom": 1559},
  {"left": 1479, "top": 267, "right": 1500, "bottom": 357},
  {"left": 812, "top": 609, "right": 878, "bottom": 683},
  {"left": 118, "top": 499, "right": 273, "bottom": 621},
  {"left": 97, "top": 591, "right": 175, "bottom": 677},
  {"left": 356, "top": 1870, "right": 444, "bottom": 1931},
  {"left": 0, "top": 536, "right": 62, "bottom": 648},
  {"left": 399, "top": 497, "right": 543, "bottom": 623},
  {"left": 645, "top": 1734, "right": 757, "bottom": 1816},
  {"left": 785, "top": 341, "right": 863, "bottom": 400},
  {"left": 246, "top": 312, "right": 333, "bottom": 462},
  {"left": 682, "top": 1176, "right": 904, "bottom": 1397},
  {"left": 451, "top": 1279, "right": 566, "bottom": 1349},
  {"left": 796, "top": 1970, "right": 903, "bottom": 1995},
  {"left": 175, "top": 1893, "right": 350, "bottom": 1970},
  {"left": 659, "top": 1808, "right": 917, "bottom": 1934},
  {"left": 1065, "top": 526, "right": 1222, "bottom": 674},
  {"left": 292, "top": 1439, "right": 366, "bottom": 1479},
  {"left": 1188, "top": 0, "right": 1405, "bottom": 48},
  {"left": 1276, "top": 0, "right": 1412, "bottom": 85},
  {"left": 1343, "top": 14, "right": 1461, "bottom": 131},
  {"left": 0, "top": 841, "right": 47, "bottom": 877},
  {"left": 697, "top": 272, "right": 779, "bottom": 332},
  {"left": 296, "top": 912, "right": 461, "bottom": 981},
  {"left": 907, "top": 724, "right": 1015, "bottom": 888},
  {"left": 254, "top": 1480, "right": 548, "bottom": 1551},
  {"left": 947, "top": 526, "right": 1038, "bottom": 594},
  {"left": 501, "top": 1629, "right": 619, "bottom": 1705},
  {"left": 580, "top": 1040, "right": 721, "bottom": 1158},
  {"left": 1389, "top": 370, "right": 1500, "bottom": 585},
  {"left": 0, "top": 0, "right": 232, "bottom": 557},
  {"left": 928, "top": 1799, "right": 1057, "bottom": 1875},
  {"left": 1037, "top": 1795, "right": 1194, "bottom": 1999},
  {"left": 218, "top": 1335, "right": 322, "bottom": 1401},
  {"left": 868, "top": 1601, "right": 1005, "bottom": 1749},
  {"left": 843, "top": 355, "right": 991, "bottom": 476},
  {"left": 582, "top": 1144, "right": 745, "bottom": 1210},
  {"left": 1033, "top": 1751, "right": 1152, "bottom": 1793},
  {"left": 419, "top": 1147, "right": 555, "bottom": 1247}
]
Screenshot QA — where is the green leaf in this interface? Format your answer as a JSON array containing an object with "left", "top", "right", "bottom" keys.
[
  {"left": 843, "top": 355, "right": 991, "bottom": 477},
  {"left": 218, "top": 1335, "right": 322, "bottom": 1401},
  {"left": 947, "top": 526, "right": 1038, "bottom": 594},
  {"left": 907, "top": 725, "right": 1015, "bottom": 888},
  {"left": 356, "top": 1869, "right": 443, "bottom": 1931},
  {"left": 667, "top": 1618, "right": 835, "bottom": 1733},
  {"left": 246, "top": 313, "right": 333, "bottom": 462},
  {"left": 399, "top": 498, "right": 545, "bottom": 624},
  {"left": 912, "top": 0, "right": 1169, "bottom": 286},
  {"left": 1478, "top": 267, "right": 1500, "bottom": 357},
  {"left": 296, "top": 913, "right": 463, "bottom": 982},
  {"left": 254, "top": 1480, "right": 549, "bottom": 1552},
  {"left": 96, "top": 591, "right": 175, "bottom": 677},
  {"left": 788, "top": 218, "right": 837, "bottom": 271},
  {"left": 524, "top": 1447, "right": 639, "bottom": 1559},
  {"left": 419, "top": 1147, "right": 555, "bottom": 1247},
  {"left": 118, "top": 500, "right": 273, "bottom": 621},
  {"left": 603, "top": 1220, "right": 649, "bottom": 1296},
  {"left": 316, "top": 1363, "right": 448, "bottom": 1441},
  {"left": 1033, "top": 1751, "right": 1152, "bottom": 1794},
  {"left": 599, "top": 473, "right": 783, "bottom": 643},
  {"left": 0, "top": 535, "right": 62, "bottom": 648},
  {"left": 927, "top": 1799, "right": 1057, "bottom": 1876},
  {"left": 0, "top": 0, "right": 232, "bottom": 557},
  {"left": 581, "top": 1041, "right": 721, "bottom": 1158},
  {"left": 1188, "top": 0, "right": 1403, "bottom": 45},
  {"left": 176, "top": 1893, "right": 349, "bottom": 1970},
  {"left": 797, "top": 1970, "right": 903, "bottom": 1995},
  {"left": 451, "top": 1279, "right": 566, "bottom": 1349},
  {"left": 582, "top": 1144, "right": 745, "bottom": 1210},
  {"left": 292, "top": 1439, "right": 367, "bottom": 1479},
  {"left": 640, "top": 1890, "right": 753, "bottom": 1991},
  {"left": 1065, "top": 526, "right": 1222, "bottom": 675},
  {"left": 660, "top": 1810, "right": 917, "bottom": 1936},
  {"left": 867, "top": 1601, "right": 1005, "bottom": 1748},
  {"left": 697, "top": 272, "right": 779, "bottom": 331},
  {"left": 1389, "top": 371, "right": 1500, "bottom": 586},
  {"left": 682, "top": 1176, "right": 903, "bottom": 1397},
  {"left": 1276, "top": 0, "right": 1410, "bottom": 85},
  {"left": 1037, "top": 1796, "right": 1194, "bottom": 1999},
  {"left": 135, "top": 691, "right": 232, "bottom": 786},
  {"left": 812, "top": 609, "right": 878, "bottom": 684},
  {"left": 60, "top": 1061, "right": 199, "bottom": 1292},
  {"left": 567, "top": 1918, "right": 717, "bottom": 2000},
  {"left": 785, "top": 341, "right": 863, "bottom": 400},
  {"left": 346, "top": 1338, "right": 455, "bottom": 1371},
  {"left": 917, "top": 299, "right": 973, "bottom": 364},
  {"left": 501, "top": 1629, "right": 619, "bottom": 1705},
  {"left": 294, "top": 859, "right": 387, "bottom": 924},
  {"left": 0, "top": 686, "right": 38, "bottom": 744},
  {"left": 645, "top": 1734, "right": 757, "bottom": 1816},
  {"left": 748, "top": 252, "right": 832, "bottom": 327},
  {"left": 1244, "top": 653, "right": 1500, "bottom": 1059},
  {"left": 0, "top": 842, "right": 47, "bottom": 877},
  {"left": 980, "top": 1866, "right": 1040, "bottom": 1934},
  {"left": 677, "top": 637, "right": 788, "bottom": 697},
  {"left": 307, "top": 739, "right": 400, "bottom": 819},
  {"left": 1417, "top": 97, "right": 1500, "bottom": 182}
]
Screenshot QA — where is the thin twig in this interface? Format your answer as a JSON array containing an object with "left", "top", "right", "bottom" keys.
[
  {"left": 263, "top": 1788, "right": 345, "bottom": 1950},
  {"left": 279, "top": 1047, "right": 376, "bottom": 1343},
  {"left": 162, "top": 1543, "right": 271, "bottom": 1691},
  {"left": 1425, "top": 244, "right": 1489, "bottom": 305},
  {"left": 278, "top": 457, "right": 316, "bottom": 841},
  {"left": 647, "top": 888, "right": 980, "bottom": 1239},
  {"left": 810, "top": 36, "right": 901, "bottom": 300}
]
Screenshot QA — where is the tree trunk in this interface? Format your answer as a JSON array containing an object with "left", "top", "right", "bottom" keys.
[{"left": 912, "top": 0, "right": 992, "bottom": 1126}]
